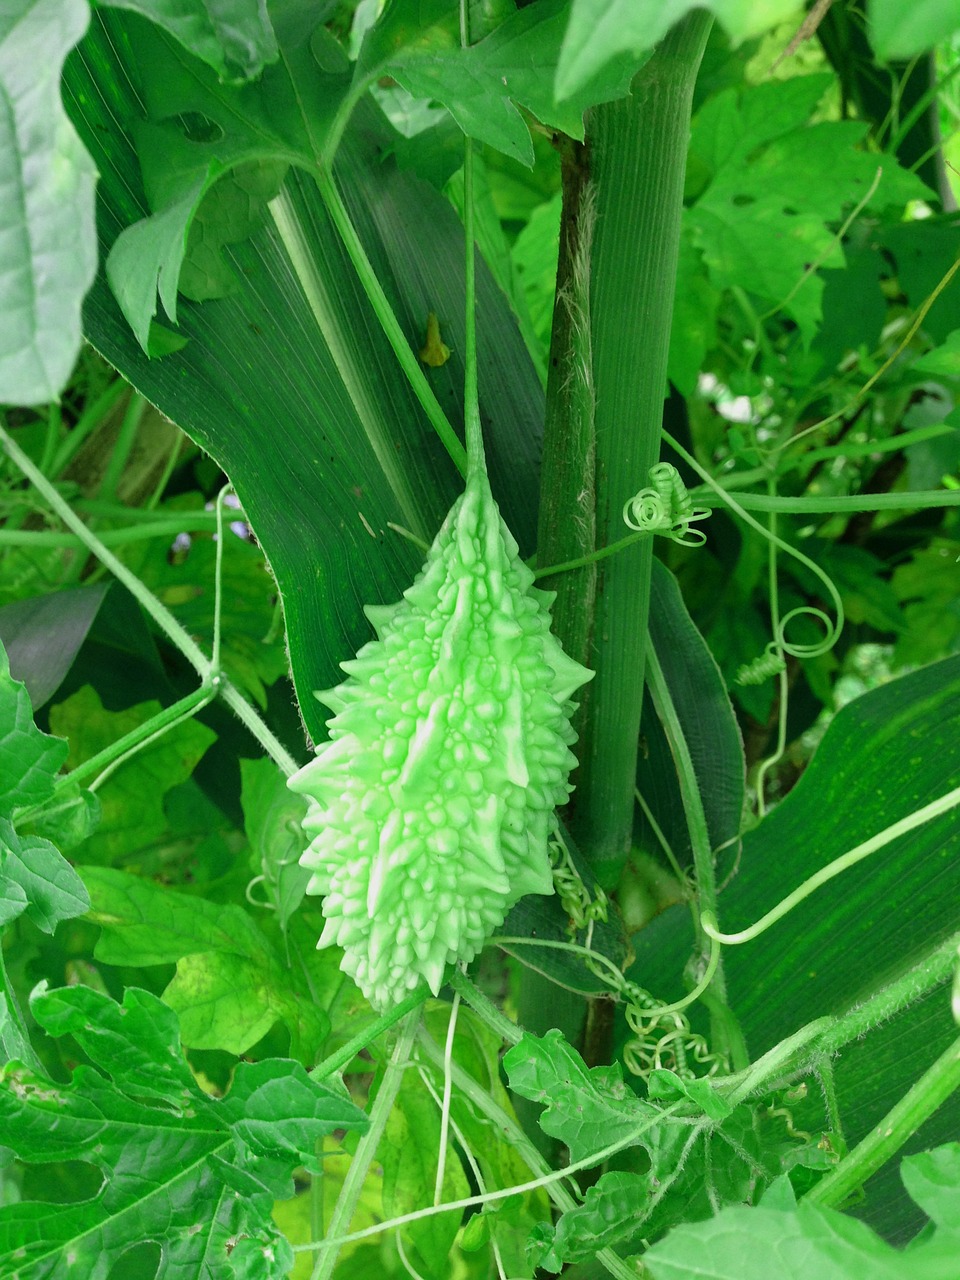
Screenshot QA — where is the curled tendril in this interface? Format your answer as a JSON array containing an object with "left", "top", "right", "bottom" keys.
[
  {"left": 549, "top": 832, "right": 608, "bottom": 937},
  {"left": 737, "top": 644, "right": 787, "bottom": 686},
  {"left": 623, "top": 463, "right": 711, "bottom": 548},
  {"left": 617, "top": 974, "right": 728, "bottom": 1080}
]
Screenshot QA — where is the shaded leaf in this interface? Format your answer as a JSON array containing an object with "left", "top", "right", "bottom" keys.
[
  {"left": 0, "top": 584, "right": 109, "bottom": 710},
  {"left": 0, "top": 0, "right": 98, "bottom": 404}
]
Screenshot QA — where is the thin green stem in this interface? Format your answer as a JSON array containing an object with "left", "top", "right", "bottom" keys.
[
  {"left": 432, "top": 988, "right": 460, "bottom": 1206},
  {"left": 303, "top": 1033, "right": 679, "bottom": 1280},
  {"left": 665, "top": 432, "right": 844, "bottom": 651},
  {"left": 40, "top": 402, "right": 61, "bottom": 476},
  {"left": 695, "top": 488, "right": 960, "bottom": 514},
  {"left": 448, "top": 968, "right": 523, "bottom": 1046},
  {"left": 312, "top": 167, "right": 467, "bottom": 479},
  {"left": 703, "top": 783, "right": 960, "bottom": 947},
  {"left": 310, "top": 1009, "right": 422, "bottom": 1280},
  {"left": 714, "top": 933, "right": 960, "bottom": 1106},
  {"left": 309, "top": 987, "right": 429, "bottom": 1081},
  {"left": 645, "top": 649, "right": 715, "bottom": 917},
  {"left": 58, "top": 691, "right": 213, "bottom": 798},
  {"left": 813, "top": 932, "right": 960, "bottom": 1061},
  {"left": 0, "top": 421, "right": 299, "bottom": 777},
  {"left": 534, "top": 529, "right": 646, "bottom": 580},
  {"left": 144, "top": 433, "right": 184, "bottom": 511},
  {"left": 803, "top": 1034, "right": 960, "bottom": 1209},
  {"left": 754, "top": 477, "right": 787, "bottom": 816},
  {"left": 0, "top": 521, "right": 213, "bottom": 548},
  {"left": 91, "top": 688, "right": 219, "bottom": 793},
  {"left": 415, "top": 1031, "right": 643, "bottom": 1280}
]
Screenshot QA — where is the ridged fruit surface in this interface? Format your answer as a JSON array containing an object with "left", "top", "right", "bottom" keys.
[{"left": 289, "top": 471, "right": 593, "bottom": 1008}]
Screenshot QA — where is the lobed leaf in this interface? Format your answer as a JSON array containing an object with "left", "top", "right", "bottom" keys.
[
  {"left": 0, "top": 984, "right": 367, "bottom": 1280},
  {"left": 645, "top": 1144, "right": 960, "bottom": 1279}
]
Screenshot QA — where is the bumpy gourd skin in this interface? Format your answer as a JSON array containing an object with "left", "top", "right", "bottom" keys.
[{"left": 289, "top": 470, "right": 593, "bottom": 1009}]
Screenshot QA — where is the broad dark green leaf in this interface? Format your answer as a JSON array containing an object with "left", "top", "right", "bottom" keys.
[
  {"left": 0, "top": 0, "right": 98, "bottom": 404},
  {"left": 633, "top": 655, "right": 960, "bottom": 1237},
  {"left": 0, "top": 983, "right": 367, "bottom": 1280},
  {"left": 870, "top": 0, "right": 960, "bottom": 60},
  {"left": 645, "top": 1145, "right": 960, "bottom": 1280},
  {"left": 0, "top": 584, "right": 108, "bottom": 710},
  {"left": 99, "top": 0, "right": 279, "bottom": 80},
  {"left": 0, "top": 641, "right": 68, "bottom": 818},
  {"left": 67, "top": 10, "right": 544, "bottom": 744},
  {"left": 556, "top": 0, "right": 796, "bottom": 101},
  {"left": 638, "top": 558, "right": 745, "bottom": 871}
]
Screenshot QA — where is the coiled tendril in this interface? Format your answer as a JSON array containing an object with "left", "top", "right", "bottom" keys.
[
  {"left": 736, "top": 644, "right": 788, "bottom": 686},
  {"left": 623, "top": 463, "right": 711, "bottom": 547}
]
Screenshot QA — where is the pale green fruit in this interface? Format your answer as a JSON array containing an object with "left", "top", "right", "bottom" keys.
[{"left": 289, "top": 470, "right": 593, "bottom": 1009}]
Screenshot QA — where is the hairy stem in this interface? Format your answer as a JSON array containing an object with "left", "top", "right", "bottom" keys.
[{"left": 803, "top": 1033, "right": 960, "bottom": 1209}]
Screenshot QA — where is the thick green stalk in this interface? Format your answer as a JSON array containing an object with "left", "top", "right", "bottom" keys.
[{"left": 547, "top": 15, "right": 711, "bottom": 885}]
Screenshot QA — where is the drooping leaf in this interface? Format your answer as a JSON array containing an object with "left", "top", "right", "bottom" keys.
[
  {"left": 98, "top": 0, "right": 279, "bottom": 81},
  {"left": 0, "top": 0, "right": 98, "bottom": 404},
  {"left": 0, "top": 983, "right": 367, "bottom": 1280}
]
